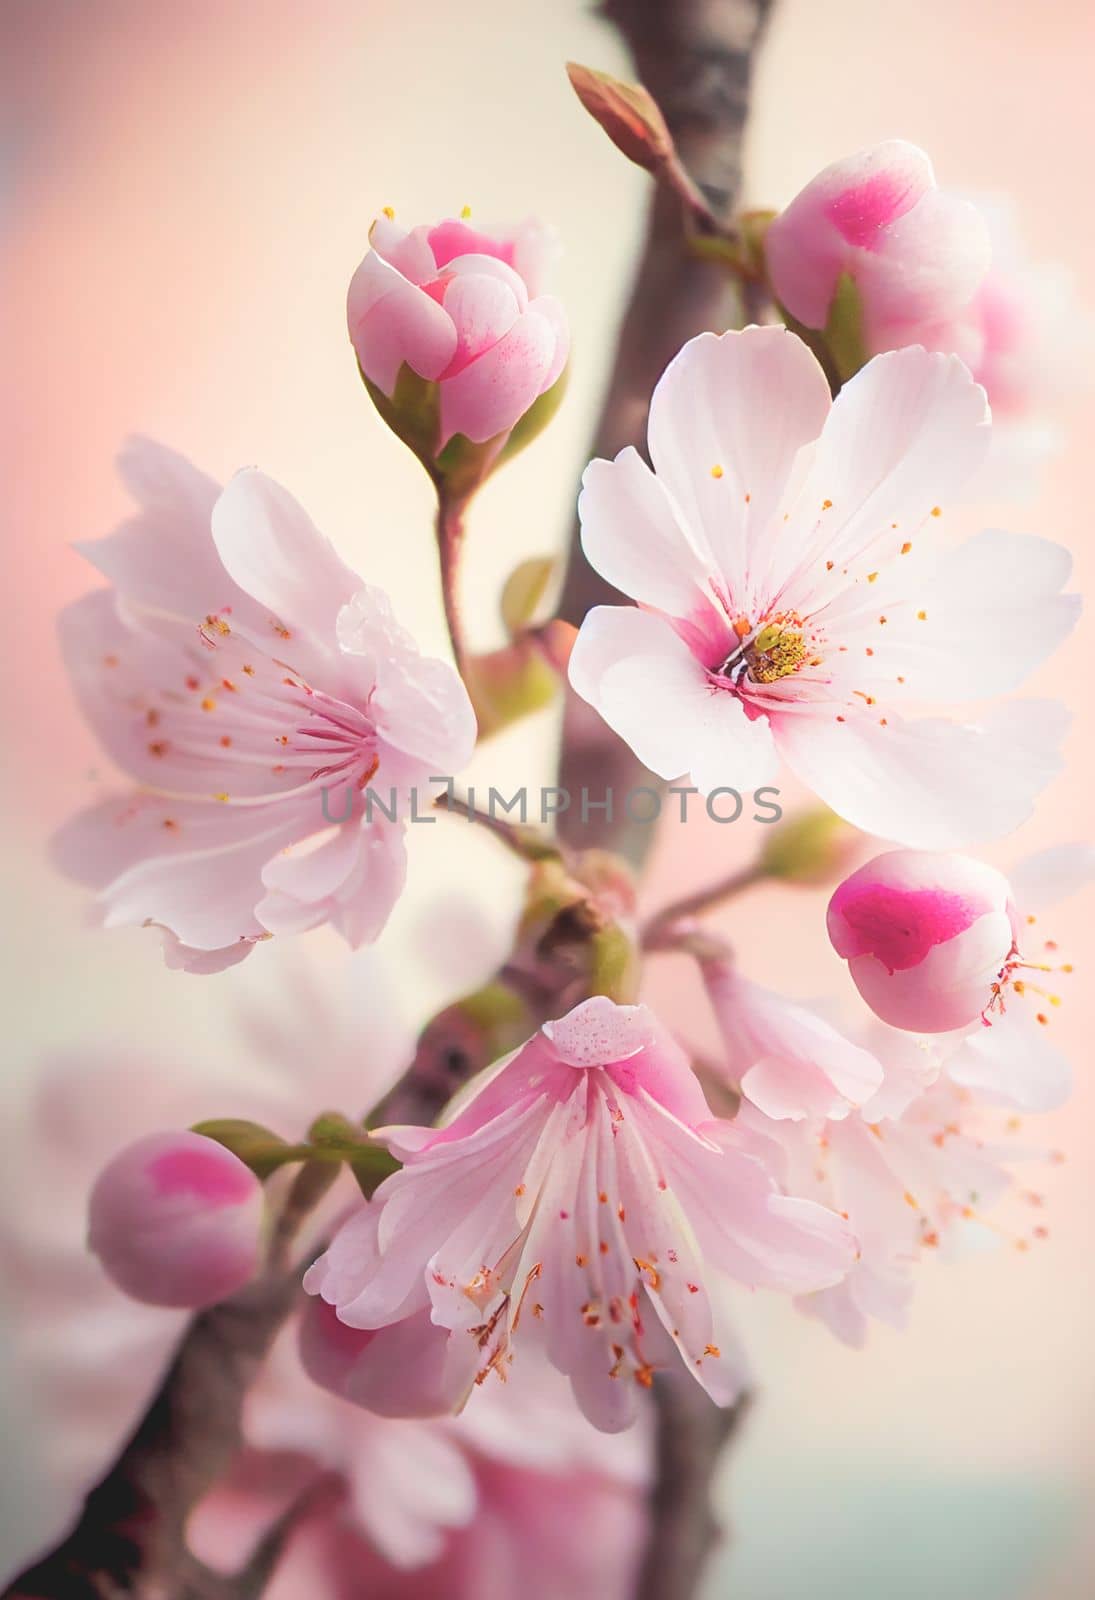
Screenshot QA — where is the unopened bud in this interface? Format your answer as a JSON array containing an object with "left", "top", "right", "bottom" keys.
[{"left": 88, "top": 1131, "right": 265, "bottom": 1308}]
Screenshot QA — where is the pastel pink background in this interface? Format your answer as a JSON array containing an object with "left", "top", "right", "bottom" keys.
[{"left": 2, "top": 2, "right": 1092, "bottom": 1595}]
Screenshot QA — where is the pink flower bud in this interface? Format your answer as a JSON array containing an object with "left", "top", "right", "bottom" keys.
[
  {"left": 827, "top": 850, "right": 1018, "bottom": 1033},
  {"left": 765, "top": 141, "right": 990, "bottom": 348},
  {"left": 348, "top": 213, "right": 569, "bottom": 481},
  {"left": 88, "top": 1131, "right": 265, "bottom": 1307}
]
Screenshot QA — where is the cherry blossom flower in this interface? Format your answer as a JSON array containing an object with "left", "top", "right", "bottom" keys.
[
  {"left": 0, "top": 952, "right": 645, "bottom": 1589},
  {"left": 764, "top": 140, "right": 991, "bottom": 350},
  {"left": 349, "top": 213, "right": 569, "bottom": 467},
  {"left": 53, "top": 440, "right": 476, "bottom": 972},
  {"left": 734, "top": 1032, "right": 1053, "bottom": 1349},
  {"left": 701, "top": 957, "right": 883, "bottom": 1121},
  {"left": 567, "top": 325, "right": 1077, "bottom": 847},
  {"left": 306, "top": 996, "right": 857, "bottom": 1432},
  {"left": 828, "top": 845, "right": 1095, "bottom": 1110}
]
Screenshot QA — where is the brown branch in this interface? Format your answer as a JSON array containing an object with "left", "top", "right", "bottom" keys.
[
  {"left": 637, "top": 1378, "right": 753, "bottom": 1600},
  {"left": 642, "top": 863, "right": 764, "bottom": 948},
  {"left": 555, "top": 2, "right": 776, "bottom": 1595},
  {"left": 557, "top": 0, "right": 776, "bottom": 866},
  {"left": 5, "top": 1269, "right": 301, "bottom": 1600}
]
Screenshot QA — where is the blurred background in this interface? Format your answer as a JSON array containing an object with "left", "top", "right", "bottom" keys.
[{"left": 2, "top": 1, "right": 1093, "bottom": 1595}]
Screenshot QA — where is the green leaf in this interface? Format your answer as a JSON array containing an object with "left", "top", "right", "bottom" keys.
[
  {"left": 306, "top": 1112, "right": 400, "bottom": 1198},
  {"left": 500, "top": 556, "right": 556, "bottom": 637},
  {"left": 190, "top": 1119, "right": 311, "bottom": 1180}
]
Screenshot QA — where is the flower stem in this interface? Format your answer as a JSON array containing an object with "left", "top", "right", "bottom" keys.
[
  {"left": 436, "top": 490, "right": 471, "bottom": 685},
  {"left": 642, "top": 864, "right": 766, "bottom": 950}
]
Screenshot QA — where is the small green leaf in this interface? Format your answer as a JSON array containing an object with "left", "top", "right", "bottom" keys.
[
  {"left": 501, "top": 557, "right": 557, "bottom": 637},
  {"left": 307, "top": 1112, "right": 400, "bottom": 1197},
  {"left": 190, "top": 1119, "right": 310, "bottom": 1180}
]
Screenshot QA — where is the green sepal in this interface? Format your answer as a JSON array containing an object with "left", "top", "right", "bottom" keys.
[{"left": 190, "top": 1119, "right": 311, "bottom": 1180}]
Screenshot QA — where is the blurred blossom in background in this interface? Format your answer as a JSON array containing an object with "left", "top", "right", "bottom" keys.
[{"left": 2, "top": 1, "right": 1094, "bottom": 1596}]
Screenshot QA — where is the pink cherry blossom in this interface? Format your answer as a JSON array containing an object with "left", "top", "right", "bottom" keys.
[
  {"left": 567, "top": 325, "right": 1077, "bottom": 847},
  {"left": 764, "top": 140, "right": 991, "bottom": 347},
  {"left": 87, "top": 1131, "right": 265, "bottom": 1308},
  {"left": 701, "top": 957, "right": 883, "bottom": 1121},
  {"left": 734, "top": 1030, "right": 1053, "bottom": 1349},
  {"left": 828, "top": 845, "right": 1095, "bottom": 1110},
  {"left": 53, "top": 440, "right": 476, "bottom": 972},
  {"left": 878, "top": 199, "right": 1095, "bottom": 497},
  {"left": 0, "top": 955, "right": 646, "bottom": 1588},
  {"left": 305, "top": 995, "right": 856, "bottom": 1432},
  {"left": 349, "top": 214, "right": 569, "bottom": 449}
]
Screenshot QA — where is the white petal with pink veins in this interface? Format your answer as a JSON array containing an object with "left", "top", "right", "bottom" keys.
[
  {"left": 568, "top": 605, "right": 779, "bottom": 793},
  {"left": 772, "top": 699, "right": 1069, "bottom": 848},
  {"left": 645, "top": 325, "right": 831, "bottom": 583},
  {"left": 338, "top": 593, "right": 476, "bottom": 773},
  {"left": 578, "top": 448, "right": 722, "bottom": 624}
]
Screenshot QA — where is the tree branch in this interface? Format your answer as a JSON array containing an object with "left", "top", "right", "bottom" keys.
[
  {"left": 555, "top": 2, "right": 776, "bottom": 1595},
  {"left": 557, "top": 0, "right": 776, "bottom": 865}
]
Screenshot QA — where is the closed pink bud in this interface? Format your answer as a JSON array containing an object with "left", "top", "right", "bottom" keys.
[
  {"left": 765, "top": 141, "right": 990, "bottom": 348},
  {"left": 88, "top": 1131, "right": 265, "bottom": 1307},
  {"left": 348, "top": 213, "right": 569, "bottom": 479},
  {"left": 827, "top": 849, "right": 1018, "bottom": 1033}
]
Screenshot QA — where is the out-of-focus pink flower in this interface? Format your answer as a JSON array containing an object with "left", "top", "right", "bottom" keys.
[
  {"left": 890, "top": 200, "right": 1095, "bottom": 496},
  {"left": 53, "top": 441, "right": 476, "bottom": 972},
  {"left": 192, "top": 1444, "right": 645, "bottom": 1600},
  {"left": 87, "top": 1130, "right": 265, "bottom": 1308},
  {"left": 190, "top": 1316, "right": 649, "bottom": 1583},
  {"left": 568, "top": 326, "right": 1077, "bottom": 847},
  {"left": 764, "top": 141, "right": 990, "bottom": 349},
  {"left": 734, "top": 1028, "right": 1053, "bottom": 1349},
  {"left": 828, "top": 845, "right": 1095, "bottom": 1110},
  {"left": 306, "top": 995, "right": 856, "bottom": 1432},
  {"left": 701, "top": 958, "right": 883, "bottom": 1120},
  {"left": 349, "top": 213, "right": 569, "bottom": 470}
]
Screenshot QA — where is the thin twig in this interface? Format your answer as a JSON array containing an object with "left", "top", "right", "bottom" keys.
[
  {"left": 435, "top": 789, "right": 562, "bottom": 862},
  {"left": 642, "top": 864, "right": 764, "bottom": 949}
]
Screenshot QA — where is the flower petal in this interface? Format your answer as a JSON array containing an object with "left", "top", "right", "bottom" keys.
[
  {"left": 578, "top": 448, "right": 723, "bottom": 625},
  {"left": 772, "top": 699, "right": 1069, "bottom": 848},
  {"left": 438, "top": 310, "right": 556, "bottom": 446},
  {"left": 645, "top": 326, "right": 831, "bottom": 583},
  {"left": 769, "top": 347, "right": 990, "bottom": 610},
  {"left": 211, "top": 470, "right": 361, "bottom": 654},
  {"left": 945, "top": 1007, "right": 1072, "bottom": 1111},
  {"left": 568, "top": 605, "right": 779, "bottom": 793},
  {"left": 347, "top": 249, "right": 458, "bottom": 393}
]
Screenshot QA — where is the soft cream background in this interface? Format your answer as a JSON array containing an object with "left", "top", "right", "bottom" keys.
[{"left": 2, "top": 2, "right": 1093, "bottom": 1595}]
